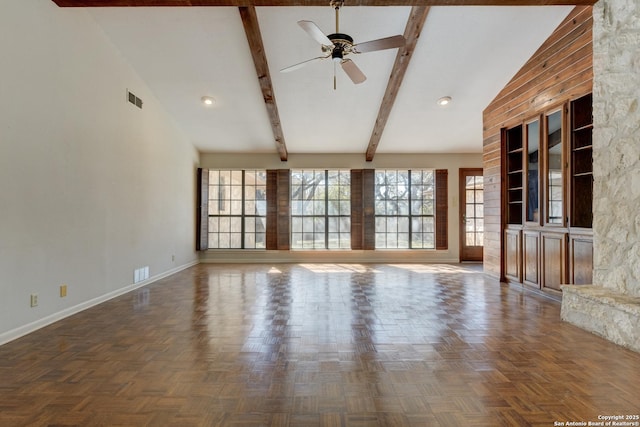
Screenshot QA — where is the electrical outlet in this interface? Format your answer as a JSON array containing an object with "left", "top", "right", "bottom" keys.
[
  {"left": 60, "top": 285, "right": 67, "bottom": 298},
  {"left": 30, "top": 294, "right": 38, "bottom": 307}
]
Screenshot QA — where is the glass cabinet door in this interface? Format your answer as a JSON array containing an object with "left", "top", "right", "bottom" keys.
[
  {"left": 526, "top": 119, "right": 540, "bottom": 223},
  {"left": 546, "top": 110, "right": 563, "bottom": 224}
]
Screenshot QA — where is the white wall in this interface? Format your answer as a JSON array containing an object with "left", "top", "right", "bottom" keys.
[
  {"left": 0, "top": 0, "right": 199, "bottom": 343},
  {"left": 200, "top": 153, "right": 482, "bottom": 263}
]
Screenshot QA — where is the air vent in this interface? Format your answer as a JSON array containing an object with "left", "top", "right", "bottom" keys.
[{"left": 127, "top": 90, "right": 143, "bottom": 109}]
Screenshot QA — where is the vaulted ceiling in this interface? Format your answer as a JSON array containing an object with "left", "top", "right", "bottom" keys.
[{"left": 53, "top": 0, "right": 592, "bottom": 160}]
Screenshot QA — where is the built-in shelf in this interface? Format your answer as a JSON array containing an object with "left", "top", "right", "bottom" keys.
[
  {"left": 570, "top": 93, "right": 593, "bottom": 229},
  {"left": 572, "top": 145, "right": 593, "bottom": 152},
  {"left": 505, "top": 124, "right": 524, "bottom": 225},
  {"left": 573, "top": 123, "right": 593, "bottom": 132}
]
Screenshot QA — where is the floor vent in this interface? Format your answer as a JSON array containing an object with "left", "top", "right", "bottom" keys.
[{"left": 127, "top": 90, "right": 143, "bottom": 109}]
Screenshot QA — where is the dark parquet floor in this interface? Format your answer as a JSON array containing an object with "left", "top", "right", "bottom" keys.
[{"left": 0, "top": 263, "right": 638, "bottom": 426}]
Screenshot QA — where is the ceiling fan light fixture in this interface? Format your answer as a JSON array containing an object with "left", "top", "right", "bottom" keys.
[
  {"left": 201, "top": 96, "right": 216, "bottom": 107},
  {"left": 437, "top": 96, "right": 452, "bottom": 107},
  {"left": 331, "top": 48, "right": 343, "bottom": 62}
]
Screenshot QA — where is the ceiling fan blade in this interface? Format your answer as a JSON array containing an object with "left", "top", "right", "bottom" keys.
[
  {"left": 341, "top": 59, "right": 366, "bottom": 84},
  {"left": 353, "top": 35, "right": 406, "bottom": 53},
  {"left": 297, "top": 20, "right": 333, "bottom": 46},
  {"left": 280, "top": 55, "right": 329, "bottom": 73}
]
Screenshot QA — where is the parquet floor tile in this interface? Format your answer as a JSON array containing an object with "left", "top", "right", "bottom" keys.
[{"left": 1, "top": 263, "right": 639, "bottom": 426}]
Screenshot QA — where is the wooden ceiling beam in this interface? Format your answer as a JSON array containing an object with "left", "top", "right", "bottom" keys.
[
  {"left": 52, "top": 1, "right": 596, "bottom": 7},
  {"left": 365, "top": 6, "right": 429, "bottom": 161},
  {"left": 239, "top": 6, "right": 288, "bottom": 161}
]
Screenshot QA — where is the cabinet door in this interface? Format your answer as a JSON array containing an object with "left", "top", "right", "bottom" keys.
[
  {"left": 545, "top": 109, "right": 565, "bottom": 226},
  {"left": 569, "top": 233, "right": 593, "bottom": 284},
  {"left": 525, "top": 119, "right": 541, "bottom": 224},
  {"left": 541, "top": 232, "right": 567, "bottom": 291},
  {"left": 504, "top": 229, "right": 522, "bottom": 282},
  {"left": 523, "top": 230, "right": 540, "bottom": 287}
]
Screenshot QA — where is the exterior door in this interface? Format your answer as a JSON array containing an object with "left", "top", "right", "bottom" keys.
[{"left": 460, "top": 168, "right": 484, "bottom": 261}]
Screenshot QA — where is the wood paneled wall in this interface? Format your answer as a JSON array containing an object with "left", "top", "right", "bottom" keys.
[{"left": 482, "top": 6, "right": 592, "bottom": 279}]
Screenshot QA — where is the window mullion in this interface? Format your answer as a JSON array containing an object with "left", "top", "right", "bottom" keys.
[
  {"left": 241, "top": 171, "right": 245, "bottom": 249},
  {"left": 408, "top": 169, "right": 412, "bottom": 249},
  {"left": 325, "top": 170, "right": 329, "bottom": 249}
]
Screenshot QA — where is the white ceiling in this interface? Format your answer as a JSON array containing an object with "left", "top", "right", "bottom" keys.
[{"left": 88, "top": 5, "right": 573, "bottom": 156}]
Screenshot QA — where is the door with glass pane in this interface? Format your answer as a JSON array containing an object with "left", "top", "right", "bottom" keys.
[{"left": 460, "top": 169, "right": 484, "bottom": 261}]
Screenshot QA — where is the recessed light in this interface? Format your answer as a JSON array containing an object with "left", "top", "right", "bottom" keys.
[
  {"left": 201, "top": 96, "right": 216, "bottom": 106},
  {"left": 437, "top": 96, "right": 452, "bottom": 106}
]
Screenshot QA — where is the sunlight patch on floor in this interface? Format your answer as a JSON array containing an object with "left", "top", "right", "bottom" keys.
[
  {"left": 298, "top": 263, "right": 374, "bottom": 273},
  {"left": 386, "top": 264, "right": 480, "bottom": 274}
]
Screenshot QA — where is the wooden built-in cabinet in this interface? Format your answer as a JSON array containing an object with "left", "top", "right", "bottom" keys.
[
  {"left": 504, "top": 126, "right": 524, "bottom": 284},
  {"left": 567, "top": 93, "right": 594, "bottom": 286},
  {"left": 502, "top": 93, "right": 593, "bottom": 293}
]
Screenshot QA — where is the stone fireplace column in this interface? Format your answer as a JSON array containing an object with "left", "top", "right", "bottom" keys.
[{"left": 561, "top": 0, "right": 640, "bottom": 352}]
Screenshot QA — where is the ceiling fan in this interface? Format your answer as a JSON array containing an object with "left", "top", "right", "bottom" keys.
[{"left": 280, "top": 0, "right": 406, "bottom": 89}]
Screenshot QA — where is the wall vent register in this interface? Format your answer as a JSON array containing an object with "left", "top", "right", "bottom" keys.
[{"left": 127, "top": 90, "right": 143, "bottom": 109}]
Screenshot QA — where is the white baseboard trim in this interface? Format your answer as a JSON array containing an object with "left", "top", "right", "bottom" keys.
[{"left": 0, "top": 260, "right": 199, "bottom": 347}]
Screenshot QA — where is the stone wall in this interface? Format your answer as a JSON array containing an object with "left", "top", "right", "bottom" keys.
[
  {"left": 561, "top": 0, "right": 640, "bottom": 353},
  {"left": 592, "top": 0, "right": 640, "bottom": 297}
]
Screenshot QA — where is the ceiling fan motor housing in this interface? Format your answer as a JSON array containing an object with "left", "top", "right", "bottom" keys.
[{"left": 324, "top": 33, "right": 355, "bottom": 61}]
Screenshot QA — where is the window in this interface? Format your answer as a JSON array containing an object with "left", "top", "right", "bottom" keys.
[
  {"left": 375, "top": 170, "right": 435, "bottom": 249},
  {"left": 290, "top": 170, "right": 351, "bottom": 249},
  {"left": 207, "top": 170, "right": 266, "bottom": 249}
]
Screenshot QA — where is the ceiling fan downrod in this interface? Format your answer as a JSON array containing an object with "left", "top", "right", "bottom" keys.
[
  {"left": 330, "top": 0, "right": 343, "bottom": 91},
  {"left": 330, "top": 0, "right": 344, "bottom": 33}
]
